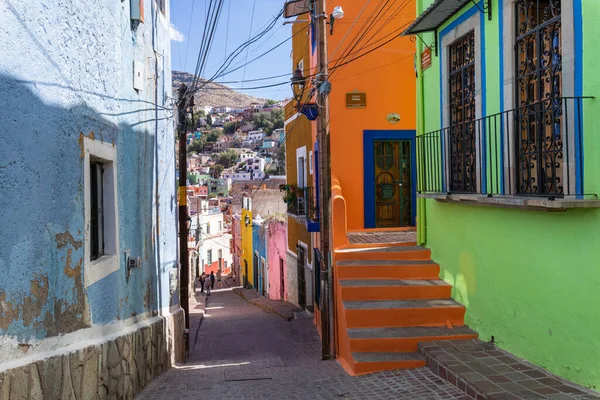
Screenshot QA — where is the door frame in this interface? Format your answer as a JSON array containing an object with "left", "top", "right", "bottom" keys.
[{"left": 363, "top": 130, "right": 417, "bottom": 228}]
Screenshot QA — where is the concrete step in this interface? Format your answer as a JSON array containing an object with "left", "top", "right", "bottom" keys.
[
  {"left": 343, "top": 299, "right": 466, "bottom": 329},
  {"left": 348, "top": 326, "right": 478, "bottom": 353},
  {"left": 339, "top": 279, "right": 452, "bottom": 301},
  {"left": 336, "top": 260, "right": 440, "bottom": 280},
  {"left": 351, "top": 352, "right": 425, "bottom": 375},
  {"left": 335, "top": 246, "right": 431, "bottom": 261}
]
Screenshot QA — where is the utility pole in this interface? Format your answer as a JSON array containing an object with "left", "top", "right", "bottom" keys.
[
  {"left": 177, "top": 84, "right": 191, "bottom": 335},
  {"left": 315, "top": 0, "right": 332, "bottom": 360}
]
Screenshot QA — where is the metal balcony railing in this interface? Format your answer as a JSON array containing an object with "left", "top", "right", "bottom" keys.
[{"left": 417, "top": 96, "right": 593, "bottom": 199}]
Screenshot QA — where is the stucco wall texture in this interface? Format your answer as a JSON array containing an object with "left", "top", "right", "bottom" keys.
[
  {"left": 266, "top": 221, "right": 286, "bottom": 300},
  {"left": 0, "top": 0, "right": 178, "bottom": 357},
  {"left": 416, "top": 0, "right": 600, "bottom": 389}
]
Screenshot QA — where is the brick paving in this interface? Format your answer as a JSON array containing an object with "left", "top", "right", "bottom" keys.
[
  {"left": 420, "top": 340, "right": 600, "bottom": 400},
  {"left": 348, "top": 229, "right": 417, "bottom": 245},
  {"left": 136, "top": 289, "right": 469, "bottom": 400}
]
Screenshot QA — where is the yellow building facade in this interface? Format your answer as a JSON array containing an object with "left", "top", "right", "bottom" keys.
[{"left": 240, "top": 197, "right": 254, "bottom": 288}]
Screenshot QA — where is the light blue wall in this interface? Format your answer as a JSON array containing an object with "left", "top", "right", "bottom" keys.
[
  {"left": 0, "top": 0, "right": 178, "bottom": 343},
  {"left": 252, "top": 222, "right": 267, "bottom": 293}
]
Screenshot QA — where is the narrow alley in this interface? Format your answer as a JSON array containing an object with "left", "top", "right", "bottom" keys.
[{"left": 136, "top": 288, "right": 468, "bottom": 400}]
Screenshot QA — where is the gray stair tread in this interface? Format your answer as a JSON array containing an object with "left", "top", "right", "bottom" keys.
[
  {"left": 337, "top": 259, "right": 436, "bottom": 266},
  {"left": 348, "top": 326, "right": 477, "bottom": 339},
  {"left": 336, "top": 246, "right": 426, "bottom": 254},
  {"left": 343, "top": 299, "right": 463, "bottom": 310},
  {"left": 353, "top": 352, "right": 423, "bottom": 363},
  {"left": 340, "top": 279, "right": 448, "bottom": 287}
]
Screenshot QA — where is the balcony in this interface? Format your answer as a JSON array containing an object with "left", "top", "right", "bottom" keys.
[
  {"left": 417, "top": 96, "right": 599, "bottom": 210},
  {"left": 281, "top": 185, "right": 320, "bottom": 231}
]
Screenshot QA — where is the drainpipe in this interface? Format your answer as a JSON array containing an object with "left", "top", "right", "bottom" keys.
[{"left": 416, "top": 0, "right": 427, "bottom": 246}]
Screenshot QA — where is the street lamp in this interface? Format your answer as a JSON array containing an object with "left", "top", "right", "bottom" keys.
[
  {"left": 290, "top": 67, "right": 307, "bottom": 109},
  {"left": 330, "top": 6, "right": 344, "bottom": 35}
]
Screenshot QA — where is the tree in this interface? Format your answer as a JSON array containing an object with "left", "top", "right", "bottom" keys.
[
  {"left": 223, "top": 121, "right": 236, "bottom": 134},
  {"left": 207, "top": 114, "right": 213, "bottom": 127},
  {"left": 211, "top": 164, "right": 224, "bottom": 179},
  {"left": 264, "top": 99, "right": 277, "bottom": 106},
  {"left": 253, "top": 108, "right": 284, "bottom": 134},
  {"left": 194, "top": 109, "right": 206, "bottom": 120},
  {"left": 217, "top": 149, "right": 239, "bottom": 169},
  {"left": 206, "top": 129, "right": 221, "bottom": 143},
  {"left": 187, "top": 137, "right": 206, "bottom": 154}
]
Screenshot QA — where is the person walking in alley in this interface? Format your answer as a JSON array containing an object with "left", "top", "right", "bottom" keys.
[
  {"left": 204, "top": 275, "right": 211, "bottom": 296},
  {"left": 217, "top": 270, "right": 222, "bottom": 289},
  {"left": 210, "top": 271, "right": 215, "bottom": 289},
  {"left": 200, "top": 272, "right": 206, "bottom": 294}
]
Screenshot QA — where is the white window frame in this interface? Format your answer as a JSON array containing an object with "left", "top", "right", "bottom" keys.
[
  {"left": 296, "top": 146, "right": 307, "bottom": 188},
  {"left": 309, "top": 151, "right": 313, "bottom": 175},
  {"left": 501, "top": 0, "right": 576, "bottom": 195},
  {"left": 83, "top": 137, "right": 120, "bottom": 287},
  {"left": 441, "top": 14, "right": 483, "bottom": 193}
]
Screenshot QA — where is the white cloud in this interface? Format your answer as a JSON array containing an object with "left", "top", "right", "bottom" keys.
[{"left": 169, "top": 23, "right": 185, "bottom": 42}]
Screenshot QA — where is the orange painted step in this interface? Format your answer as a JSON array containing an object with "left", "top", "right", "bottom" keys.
[
  {"left": 335, "top": 246, "right": 431, "bottom": 261},
  {"left": 343, "top": 299, "right": 466, "bottom": 329},
  {"left": 339, "top": 279, "right": 452, "bottom": 301},
  {"left": 336, "top": 260, "right": 440, "bottom": 280},
  {"left": 351, "top": 352, "right": 425, "bottom": 375},
  {"left": 348, "top": 326, "right": 478, "bottom": 353}
]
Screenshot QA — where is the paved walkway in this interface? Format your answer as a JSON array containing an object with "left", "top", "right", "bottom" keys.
[{"left": 136, "top": 289, "right": 469, "bottom": 400}]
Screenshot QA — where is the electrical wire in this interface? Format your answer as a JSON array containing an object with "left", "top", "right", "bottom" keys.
[
  {"left": 183, "top": 0, "right": 196, "bottom": 71},
  {"left": 241, "top": 0, "right": 258, "bottom": 94}
]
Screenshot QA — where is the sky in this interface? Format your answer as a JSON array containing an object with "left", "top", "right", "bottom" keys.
[{"left": 169, "top": 0, "right": 293, "bottom": 101}]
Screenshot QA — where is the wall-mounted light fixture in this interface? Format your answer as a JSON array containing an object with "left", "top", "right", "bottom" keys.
[
  {"left": 290, "top": 68, "right": 307, "bottom": 109},
  {"left": 329, "top": 6, "right": 344, "bottom": 35}
]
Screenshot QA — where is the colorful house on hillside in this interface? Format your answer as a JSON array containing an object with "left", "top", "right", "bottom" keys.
[
  {"left": 240, "top": 197, "right": 254, "bottom": 288},
  {"left": 252, "top": 215, "right": 267, "bottom": 296},
  {"left": 266, "top": 218, "right": 287, "bottom": 300},
  {"left": 402, "top": 0, "right": 600, "bottom": 389}
]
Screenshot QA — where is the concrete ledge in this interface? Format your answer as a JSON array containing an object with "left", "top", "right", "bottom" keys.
[
  {"left": 419, "top": 193, "right": 600, "bottom": 211},
  {"left": 233, "top": 288, "right": 301, "bottom": 321}
]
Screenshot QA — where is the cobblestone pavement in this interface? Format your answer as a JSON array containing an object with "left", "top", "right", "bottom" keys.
[{"left": 136, "top": 289, "right": 469, "bottom": 400}]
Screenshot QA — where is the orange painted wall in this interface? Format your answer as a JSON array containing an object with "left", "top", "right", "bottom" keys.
[{"left": 327, "top": 1, "right": 417, "bottom": 229}]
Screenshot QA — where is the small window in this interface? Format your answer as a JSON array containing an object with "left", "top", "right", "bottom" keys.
[
  {"left": 218, "top": 221, "right": 222, "bottom": 231},
  {"left": 218, "top": 249, "right": 223, "bottom": 259},
  {"left": 83, "top": 137, "right": 120, "bottom": 287},
  {"left": 207, "top": 249, "right": 212, "bottom": 264},
  {"left": 90, "top": 162, "right": 105, "bottom": 261},
  {"left": 206, "top": 222, "right": 211, "bottom": 234}
]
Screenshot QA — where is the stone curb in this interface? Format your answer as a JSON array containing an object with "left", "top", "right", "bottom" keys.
[{"left": 232, "top": 288, "right": 298, "bottom": 321}]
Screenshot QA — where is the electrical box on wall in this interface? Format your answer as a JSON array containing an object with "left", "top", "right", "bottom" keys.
[
  {"left": 130, "top": 0, "right": 144, "bottom": 23},
  {"left": 133, "top": 61, "right": 144, "bottom": 91}
]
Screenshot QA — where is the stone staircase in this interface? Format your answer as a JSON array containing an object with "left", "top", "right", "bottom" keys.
[{"left": 334, "top": 242, "right": 477, "bottom": 375}]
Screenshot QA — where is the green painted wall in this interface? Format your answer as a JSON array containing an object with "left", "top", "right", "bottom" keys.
[{"left": 416, "top": 0, "right": 600, "bottom": 389}]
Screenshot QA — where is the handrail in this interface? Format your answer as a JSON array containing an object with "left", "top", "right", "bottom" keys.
[
  {"left": 331, "top": 176, "right": 349, "bottom": 249},
  {"left": 417, "top": 96, "right": 594, "bottom": 198}
]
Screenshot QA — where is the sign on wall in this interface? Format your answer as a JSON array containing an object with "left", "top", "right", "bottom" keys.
[
  {"left": 346, "top": 92, "right": 367, "bottom": 109},
  {"left": 421, "top": 48, "right": 432, "bottom": 71}
]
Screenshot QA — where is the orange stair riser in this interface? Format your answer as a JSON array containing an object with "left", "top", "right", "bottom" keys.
[
  {"left": 345, "top": 308, "right": 466, "bottom": 328},
  {"left": 336, "top": 265, "right": 440, "bottom": 280},
  {"left": 335, "top": 249, "right": 431, "bottom": 261},
  {"left": 353, "top": 360, "right": 425, "bottom": 375},
  {"left": 349, "top": 334, "right": 478, "bottom": 353},
  {"left": 341, "top": 285, "right": 451, "bottom": 301}
]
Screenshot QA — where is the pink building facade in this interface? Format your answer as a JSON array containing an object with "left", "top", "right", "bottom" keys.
[{"left": 266, "top": 220, "right": 287, "bottom": 300}]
